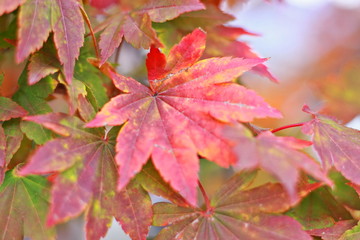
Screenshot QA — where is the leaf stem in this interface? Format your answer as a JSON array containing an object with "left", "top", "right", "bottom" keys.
[
  {"left": 79, "top": 6, "right": 100, "bottom": 59},
  {"left": 271, "top": 122, "right": 306, "bottom": 133},
  {"left": 198, "top": 180, "right": 211, "bottom": 210}
]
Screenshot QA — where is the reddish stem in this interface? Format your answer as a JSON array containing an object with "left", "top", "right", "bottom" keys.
[
  {"left": 271, "top": 122, "right": 306, "bottom": 133},
  {"left": 79, "top": 6, "right": 100, "bottom": 59},
  {"left": 198, "top": 180, "right": 211, "bottom": 210}
]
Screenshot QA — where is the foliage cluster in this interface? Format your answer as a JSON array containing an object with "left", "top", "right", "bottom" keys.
[{"left": 0, "top": 0, "right": 359, "bottom": 239}]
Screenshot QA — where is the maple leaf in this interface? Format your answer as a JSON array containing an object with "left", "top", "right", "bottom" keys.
[
  {"left": 0, "top": 95, "right": 26, "bottom": 184},
  {"left": 27, "top": 40, "right": 108, "bottom": 114},
  {"left": 0, "top": 96, "right": 27, "bottom": 121},
  {"left": 154, "top": 5, "right": 277, "bottom": 82},
  {"left": 308, "top": 220, "right": 357, "bottom": 240},
  {"left": 87, "top": 29, "right": 281, "bottom": 205},
  {"left": 153, "top": 171, "right": 313, "bottom": 240},
  {"left": 97, "top": 0, "right": 205, "bottom": 64},
  {"left": 287, "top": 186, "right": 353, "bottom": 230},
  {"left": 0, "top": 120, "right": 24, "bottom": 185},
  {"left": 225, "top": 124, "right": 331, "bottom": 203},
  {"left": 0, "top": 169, "right": 55, "bottom": 240},
  {"left": 18, "top": 112, "right": 152, "bottom": 240},
  {"left": 16, "top": 0, "right": 85, "bottom": 83},
  {"left": 302, "top": 105, "right": 360, "bottom": 185},
  {"left": 28, "top": 47, "right": 88, "bottom": 115}
]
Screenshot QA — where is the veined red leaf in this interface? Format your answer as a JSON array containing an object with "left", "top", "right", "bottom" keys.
[
  {"left": 51, "top": 0, "right": 85, "bottom": 83},
  {"left": 0, "top": 120, "right": 22, "bottom": 185},
  {"left": 16, "top": 0, "right": 52, "bottom": 63},
  {"left": 0, "top": 170, "right": 55, "bottom": 240},
  {"left": 87, "top": 29, "right": 281, "bottom": 205},
  {"left": 0, "top": 0, "right": 25, "bottom": 16},
  {"left": 16, "top": 0, "right": 84, "bottom": 83},
  {"left": 153, "top": 172, "right": 312, "bottom": 240},
  {"left": 2, "top": 120, "right": 23, "bottom": 166},
  {"left": 153, "top": 6, "right": 276, "bottom": 82},
  {"left": 0, "top": 97, "right": 28, "bottom": 121},
  {"left": 98, "top": 0, "right": 204, "bottom": 64},
  {"left": 122, "top": 13, "right": 162, "bottom": 49},
  {"left": 113, "top": 180, "right": 152, "bottom": 240},
  {"left": 19, "top": 113, "right": 152, "bottom": 240},
  {"left": 226, "top": 124, "right": 331, "bottom": 203},
  {"left": 302, "top": 105, "right": 360, "bottom": 185},
  {"left": 308, "top": 220, "right": 357, "bottom": 240}
]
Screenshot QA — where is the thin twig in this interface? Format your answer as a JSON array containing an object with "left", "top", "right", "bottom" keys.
[
  {"left": 79, "top": 5, "right": 100, "bottom": 59},
  {"left": 271, "top": 122, "right": 306, "bottom": 133},
  {"left": 198, "top": 180, "right": 211, "bottom": 210}
]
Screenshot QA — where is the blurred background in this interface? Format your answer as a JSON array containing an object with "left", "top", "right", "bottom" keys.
[{"left": 231, "top": 0, "right": 360, "bottom": 128}]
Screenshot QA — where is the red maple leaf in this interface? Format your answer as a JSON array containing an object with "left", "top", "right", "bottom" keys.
[
  {"left": 302, "top": 105, "right": 360, "bottom": 185},
  {"left": 19, "top": 111, "right": 153, "bottom": 240},
  {"left": 0, "top": 97, "right": 28, "bottom": 121},
  {"left": 225, "top": 124, "right": 331, "bottom": 203},
  {"left": 87, "top": 29, "right": 282, "bottom": 205},
  {"left": 0, "top": 120, "right": 23, "bottom": 185},
  {"left": 153, "top": 171, "right": 314, "bottom": 240},
  {"left": 97, "top": 0, "right": 205, "bottom": 64},
  {"left": 153, "top": 5, "right": 278, "bottom": 82},
  {"left": 14, "top": 0, "right": 84, "bottom": 84}
]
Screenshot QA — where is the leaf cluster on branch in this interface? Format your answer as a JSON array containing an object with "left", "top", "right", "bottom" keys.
[{"left": 0, "top": 0, "right": 359, "bottom": 239}]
